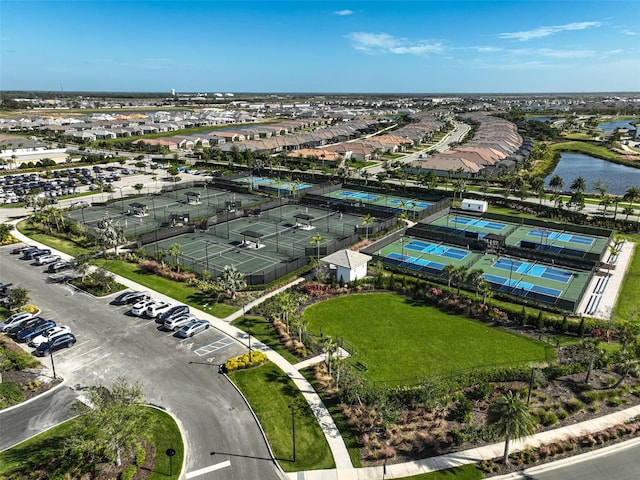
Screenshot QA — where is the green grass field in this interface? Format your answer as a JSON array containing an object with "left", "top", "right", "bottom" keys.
[
  {"left": 229, "top": 362, "right": 335, "bottom": 472},
  {"left": 304, "top": 293, "right": 550, "bottom": 382},
  {"left": 0, "top": 406, "right": 183, "bottom": 479}
]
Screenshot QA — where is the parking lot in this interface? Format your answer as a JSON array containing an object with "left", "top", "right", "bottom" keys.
[{"left": 0, "top": 243, "right": 281, "bottom": 480}]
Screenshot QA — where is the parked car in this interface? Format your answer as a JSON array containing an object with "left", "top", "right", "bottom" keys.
[
  {"left": 176, "top": 319, "right": 210, "bottom": 338},
  {"left": 23, "top": 248, "right": 50, "bottom": 260},
  {"left": 35, "top": 333, "right": 76, "bottom": 356},
  {"left": 11, "top": 245, "right": 33, "bottom": 254},
  {"left": 36, "top": 254, "right": 61, "bottom": 265},
  {"left": 32, "top": 249, "right": 52, "bottom": 260},
  {"left": 28, "top": 325, "right": 71, "bottom": 347},
  {"left": 157, "top": 304, "right": 190, "bottom": 323},
  {"left": 112, "top": 290, "right": 149, "bottom": 306},
  {"left": 70, "top": 200, "right": 90, "bottom": 209},
  {"left": 16, "top": 319, "right": 56, "bottom": 343},
  {"left": 0, "top": 311, "right": 33, "bottom": 332},
  {"left": 5, "top": 316, "right": 46, "bottom": 336},
  {"left": 130, "top": 298, "right": 157, "bottom": 317},
  {"left": 48, "top": 260, "right": 73, "bottom": 273},
  {"left": 163, "top": 313, "right": 196, "bottom": 331},
  {"left": 145, "top": 301, "right": 173, "bottom": 318}
]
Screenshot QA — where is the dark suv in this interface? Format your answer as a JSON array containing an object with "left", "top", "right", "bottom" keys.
[{"left": 35, "top": 333, "right": 76, "bottom": 356}]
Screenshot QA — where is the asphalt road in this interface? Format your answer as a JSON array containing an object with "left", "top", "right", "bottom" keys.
[
  {"left": 0, "top": 246, "right": 285, "bottom": 480},
  {"left": 504, "top": 439, "right": 640, "bottom": 480}
]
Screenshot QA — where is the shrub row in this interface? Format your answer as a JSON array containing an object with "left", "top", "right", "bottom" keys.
[{"left": 224, "top": 351, "right": 268, "bottom": 373}]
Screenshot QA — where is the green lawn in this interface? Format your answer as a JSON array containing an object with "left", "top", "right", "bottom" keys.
[
  {"left": 229, "top": 362, "right": 334, "bottom": 472},
  {"left": 403, "top": 464, "right": 484, "bottom": 480},
  {"left": 0, "top": 406, "right": 183, "bottom": 479},
  {"left": 103, "top": 259, "right": 237, "bottom": 318},
  {"left": 16, "top": 221, "right": 92, "bottom": 257},
  {"left": 304, "top": 293, "right": 550, "bottom": 381},
  {"left": 612, "top": 241, "right": 640, "bottom": 323},
  {"left": 231, "top": 315, "right": 299, "bottom": 364}
]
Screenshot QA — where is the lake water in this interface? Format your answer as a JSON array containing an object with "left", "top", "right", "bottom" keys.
[
  {"left": 597, "top": 119, "right": 638, "bottom": 131},
  {"left": 545, "top": 152, "right": 640, "bottom": 195}
]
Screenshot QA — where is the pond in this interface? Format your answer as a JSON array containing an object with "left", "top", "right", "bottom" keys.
[
  {"left": 597, "top": 119, "right": 639, "bottom": 131},
  {"left": 545, "top": 152, "right": 640, "bottom": 196}
]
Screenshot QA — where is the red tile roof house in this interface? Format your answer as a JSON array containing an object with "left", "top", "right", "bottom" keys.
[
  {"left": 132, "top": 138, "right": 179, "bottom": 151},
  {"left": 286, "top": 148, "right": 344, "bottom": 167}
]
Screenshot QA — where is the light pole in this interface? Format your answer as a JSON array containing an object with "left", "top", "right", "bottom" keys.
[
  {"left": 400, "top": 236, "right": 405, "bottom": 266},
  {"left": 47, "top": 331, "right": 57, "bottom": 379},
  {"left": 244, "top": 306, "right": 252, "bottom": 353},
  {"left": 288, "top": 404, "right": 296, "bottom": 463},
  {"left": 204, "top": 240, "right": 210, "bottom": 273},
  {"left": 527, "top": 367, "right": 538, "bottom": 404},
  {"left": 166, "top": 448, "right": 176, "bottom": 477}
]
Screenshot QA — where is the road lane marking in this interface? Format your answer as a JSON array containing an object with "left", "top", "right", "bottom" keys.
[{"left": 185, "top": 460, "right": 231, "bottom": 479}]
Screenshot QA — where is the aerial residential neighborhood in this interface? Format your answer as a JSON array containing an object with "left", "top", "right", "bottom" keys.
[{"left": 2, "top": 1, "right": 640, "bottom": 480}]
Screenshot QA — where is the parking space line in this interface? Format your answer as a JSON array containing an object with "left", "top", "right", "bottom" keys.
[
  {"left": 68, "top": 345, "right": 102, "bottom": 359},
  {"left": 194, "top": 340, "right": 235, "bottom": 357},
  {"left": 66, "top": 354, "right": 109, "bottom": 373}
]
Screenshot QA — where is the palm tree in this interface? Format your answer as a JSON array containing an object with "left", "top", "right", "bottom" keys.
[
  {"left": 549, "top": 175, "right": 564, "bottom": 194},
  {"left": 592, "top": 179, "right": 609, "bottom": 198},
  {"left": 570, "top": 176, "right": 586, "bottom": 194},
  {"left": 453, "top": 265, "right": 469, "bottom": 295},
  {"left": 168, "top": 243, "right": 183, "bottom": 272},
  {"left": 443, "top": 264, "right": 456, "bottom": 289},
  {"left": 467, "top": 269, "right": 485, "bottom": 299},
  {"left": 599, "top": 194, "right": 614, "bottom": 217},
  {"left": 486, "top": 390, "right": 536, "bottom": 465},
  {"left": 310, "top": 233, "right": 325, "bottom": 262},
  {"left": 623, "top": 186, "right": 640, "bottom": 212},
  {"left": 361, "top": 214, "right": 375, "bottom": 241},
  {"left": 94, "top": 216, "right": 126, "bottom": 255},
  {"left": 623, "top": 206, "right": 635, "bottom": 221},
  {"left": 478, "top": 279, "right": 493, "bottom": 304},
  {"left": 529, "top": 177, "right": 545, "bottom": 210},
  {"left": 320, "top": 335, "right": 337, "bottom": 377},
  {"left": 217, "top": 264, "right": 247, "bottom": 300}
]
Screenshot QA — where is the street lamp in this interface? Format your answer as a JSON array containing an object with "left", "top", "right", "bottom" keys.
[
  {"left": 244, "top": 306, "right": 252, "bottom": 353},
  {"left": 204, "top": 240, "right": 210, "bottom": 273},
  {"left": 400, "top": 236, "right": 405, "bottom": 267},
  {"left": 166, "top": 448, "right": 176, "bottom": 477},
  {"left": 527, "top": 367, "right": 538, "bottom": 404},
  {"left": 47, "top": 330, "right": 57, "bottom": 379},
  {"left": 288, "top": 404, "right": 296, "bottom": 463}
]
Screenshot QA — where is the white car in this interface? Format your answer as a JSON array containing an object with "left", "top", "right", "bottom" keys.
[
  {"left": 130, "top": 299, "right": 157, "bottom": 317},
  {"left": 145, "top": 301, "right": 173, "bottom": 318},
  {"left": 163, "top": 313, "right": 196, "bottom": 331},
  {"left": 176, "top": 319, "right": 210, "bottom": 338},
  {"left": 36, "top": 254, "right": 61, "bottom": 265},
  {"left": 28, "top": 325, "right": 72, "bottom": 348},
  {"left": 0, "top": 311, "right": 33, "bottom": 332}
]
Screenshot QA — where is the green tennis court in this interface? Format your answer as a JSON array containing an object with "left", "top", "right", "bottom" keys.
[
  {"left": 64, "top": 186, "right": 264, "bottom": 237},
  {"left": 144, "top": 204, "right": 364, "bottom": 280}
]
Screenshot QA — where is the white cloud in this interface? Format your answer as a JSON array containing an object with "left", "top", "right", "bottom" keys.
[
  {"left": 334, "top": 9, "right": 354, "bottom": 16},
  {"left": 622, "top": 29, "right": 638, "bottom": 36},
  {"left": 498, "top": 21, "right": 602, "bottom": 41},
  {"left": 348, "top": 32, "right": 444, "bottom": 55}
]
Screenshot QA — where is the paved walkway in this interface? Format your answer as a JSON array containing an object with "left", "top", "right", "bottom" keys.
[{"left": 8, "top": 222, "right": 640, "bottom": 480}]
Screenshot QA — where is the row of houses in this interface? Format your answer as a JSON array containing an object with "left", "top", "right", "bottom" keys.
[{"left": 406, "top": 112, "right": 531, "bottom": 177}]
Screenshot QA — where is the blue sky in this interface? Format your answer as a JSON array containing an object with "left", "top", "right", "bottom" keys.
[{"left": 2, "top": 1, "right": 639, "bottom": 93}]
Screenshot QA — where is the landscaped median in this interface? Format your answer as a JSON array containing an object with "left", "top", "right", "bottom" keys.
[
  {"left": 226, "top": 355, "right": 335, "bottom": 472},
  {"left": 0, "top": 405, "right": 184, "bottom": 480}
]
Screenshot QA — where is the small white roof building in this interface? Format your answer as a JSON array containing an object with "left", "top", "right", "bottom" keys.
[
  {"left": 460, "top": 198, "right": 488, "bottom": 213},
  {"left": 320, "top": 249, "right": 372, "bottom": 283}
]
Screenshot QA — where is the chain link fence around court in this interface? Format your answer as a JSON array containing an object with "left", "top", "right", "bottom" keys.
[{"left": 137, "top": 203, "right": 368, "bottom": 285}]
